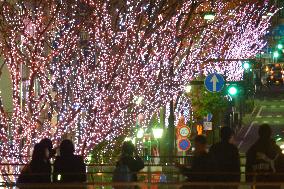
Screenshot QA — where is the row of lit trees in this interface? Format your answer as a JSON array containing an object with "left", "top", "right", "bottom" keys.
[{"left": 0, "top": 0, "right": 276, "bottom": 181}]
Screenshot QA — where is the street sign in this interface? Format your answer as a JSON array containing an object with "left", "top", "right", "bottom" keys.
[
  {"left": 204, "top": 73, "right": 225, "bottom": 92},
  {"left": 203, "top": 121, "right": 213, "bottom": 130},
  {"left": 204, "top": 113, "right": 213, "bottom": 122},
  {"left": 178, "top": 139, "right": 191, "bottom": 151},
  {"left": 178, "top": 126, "right": 191, "bottom": 137}
]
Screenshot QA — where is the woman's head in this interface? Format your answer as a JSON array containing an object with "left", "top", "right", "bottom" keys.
[
  {"left": 121, "top": 141, "right": 135, "bottom": 156},
  {"left": 258, "top": 124, "right": 272, "bottom": 139},
  {"left": 32, "top": 143, "right": 49, "bottom": 161},
  {"left": 60, "top": 139, "right": 75, "bottom": 156},
  {"left": 220, "top": 127, "right": 234, "bottom": 142}
]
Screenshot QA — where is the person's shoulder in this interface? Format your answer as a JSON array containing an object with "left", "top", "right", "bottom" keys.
[
  {"left": 120, "top": 155, "right": 135, "bottom": 164},
  {"left": 229, "top": 143, "right": 238, "bottom": 150},
  {"left": 74, "top": 155, "right": 85, "bottom": 162},
  {"left": 209, "top": 142, "right": 221, "bottom": 151},
  {"left": 54, "top": 156, "right": 63, "bottom": 162}
]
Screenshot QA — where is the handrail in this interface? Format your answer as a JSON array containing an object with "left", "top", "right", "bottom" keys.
[{"left": 1, "top": 181, "right": 284, "bottom": 188}]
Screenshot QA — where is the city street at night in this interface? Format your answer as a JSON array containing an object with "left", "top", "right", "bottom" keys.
[{"left": 0, "top": 0, "right": 284, "bottom": 188}]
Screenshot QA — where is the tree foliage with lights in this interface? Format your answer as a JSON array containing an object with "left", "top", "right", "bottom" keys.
[{"left": 0, "top": 0, "right": 275, "bottom": 181}]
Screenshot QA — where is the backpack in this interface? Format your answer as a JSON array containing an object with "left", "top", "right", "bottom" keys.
[{"left": 112, "top": 161, "right": 132, "bottom": 182}]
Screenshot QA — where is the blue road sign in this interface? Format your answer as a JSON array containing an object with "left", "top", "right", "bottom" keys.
[
  {"left": 178, "top": 139, "right": 191, "bottom": 151},
  {"left": 204, "top": 113, "right": 213, "bottom": 122},
  {"left": 204, "top": 73, "right": 225, "bottom": 92}
]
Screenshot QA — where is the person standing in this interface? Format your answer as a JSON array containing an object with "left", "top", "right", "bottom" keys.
[
  {"left": 112, "top": 141, "right": 144, "bottom": 189},
  {"left": 209, "top": 127, "right": 240, "bottom": 189},
  {"left": 40, "top": 138, "right": 56, "bottom": 159},
  {"left": 246, "top": 124, "right": 282, "bottom": 189},
  {"left": 17, "top": 143, "right": 51, "bottom": 188},
  {"left": 178, "top": 135, "right": 211, "bottom": 189},
  {"left": 53, "top": 139, "right": 86, "bottom": 186}
]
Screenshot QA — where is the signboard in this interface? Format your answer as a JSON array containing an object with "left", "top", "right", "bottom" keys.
[
  {"left": 196, "top": 125, "right": 203, "bottom": 135},
  {"left": 178, "top": 126, "right": 191, "bottom": 137},
  {"left": 203, "top": 121, "right": 213, "bottom": 130},
  {"left": 204, "top": 73, "right": 225, "bottom": 92},
  {"left": 178, "top": 139, "right": 191, "bottom": 151},
  {"left": 204, "top": 113, "right": 213, "bottom": 122}
]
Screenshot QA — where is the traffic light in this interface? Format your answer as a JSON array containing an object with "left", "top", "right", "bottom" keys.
[
  {"left": 227, "top": 85, "right": 238, "bottom": 96},
  {"left": 242, "top": 61, "right": 251, "bottom": 70},
  {"left": 277, "top": 43, "right": 283, "bottom": 50},
  {"left": 273, "top": 51, "right": 280, "bottom": 58}
]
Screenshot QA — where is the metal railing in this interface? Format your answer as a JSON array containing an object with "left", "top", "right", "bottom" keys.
[{"left": 2, "top": 181, "right": 284, "bottom": 189}]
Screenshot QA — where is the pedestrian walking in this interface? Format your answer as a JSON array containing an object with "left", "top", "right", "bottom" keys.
[
  {"left": 53, "top": 139, "right": 86, "bottom": 187},
  {"left": 246, "top": 124, "right": 282, "bottom": 189},
  {"left": 177, "top": 135, "right": 211, "bottom": 189},
  {"left": 209, "top": 126, "right": 240, "bottom": 189},
  {"left": 17, "top": 142, "right": 51, "bottom": 188},
  {"left": 112, "top": 141, "right": 144, "bottom": 189}
]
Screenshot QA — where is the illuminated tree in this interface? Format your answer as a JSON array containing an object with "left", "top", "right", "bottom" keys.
[{"left": 0, "top": 0, "right": 275, "bottom": 182}]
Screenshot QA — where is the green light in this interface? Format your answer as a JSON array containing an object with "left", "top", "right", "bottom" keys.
[
  {"left": 278, "top": 44, "right": 283, "bottom": 50},
  {"left": 273, "top": 51, "right": 280, "bottom": 58},
  {"left": 243, "top": 62, "right": 250, "bottom": 70},
  {"left": 228, "top": 86, "right": 238, "bottom": 96}
]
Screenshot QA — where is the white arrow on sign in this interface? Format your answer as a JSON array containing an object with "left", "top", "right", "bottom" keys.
[{"left": 210, "top": 74, "right": 219, "bottom": 92}]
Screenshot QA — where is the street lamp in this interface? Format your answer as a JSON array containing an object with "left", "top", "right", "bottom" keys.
[
  {"left": 152, "top": 128, "right": 163, "bottom": 165},
  {"left": 152, "top": 128, "right": 163, "bottom": 139},
  {"left": 184, "top": 85, "right": 192, "bottom": 93},
  {"left": 136, "top": 128, "right": 144, "bottom": 139}
]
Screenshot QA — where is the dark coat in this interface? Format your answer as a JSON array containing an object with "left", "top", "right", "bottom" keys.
[
  {"left": 180, "top": 152, "right": 211, "bottom": 189},
  {"left": 209, "top": 141, "right": 240, "bottom": 183},
  {"left": 246, "top": 138, "right": 282, "bottom": 189},
  {"left": 17, "top": 159, "right": 51, "bottom": 188},
  {"left": 53, "top": 154, "right": 86, "bottom": 183},
  {"left": 119, "top": 155, "right": 144, "bottom": 181}
]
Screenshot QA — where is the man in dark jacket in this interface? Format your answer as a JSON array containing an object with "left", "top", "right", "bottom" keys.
[
  {"left": 178, "top": 135, "right": 211, "bottom": 189},
  {"left": 53, "top": 139, "right": 86, "bottom": 187},
  {"left": 209, "top": 127, "right": 240, "bottom": 189},
  {"left": 246, "top": 124, "right": 282, "bottom": 189}
]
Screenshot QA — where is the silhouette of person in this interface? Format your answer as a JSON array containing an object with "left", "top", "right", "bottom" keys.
[
  {"left": 246, "top": 124, "right": 282, "bottom": 189},
  {"left": 17, "top": 143, "right": 51, "bottom": 188},
  {"left": 113, "top": 141, "right": 144, "bottom": 189},
  {"left": 40, "top": 138, "right": 56, "bottom": 158},
  {"left": 209, "top": 126, "right": 240, "bottom": 189},
  {"left": 53, "top": 139, "right": 86, "bottom": 185},
  {"left": 178, "top": 135, "right": 211, "bottom": 189}
]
